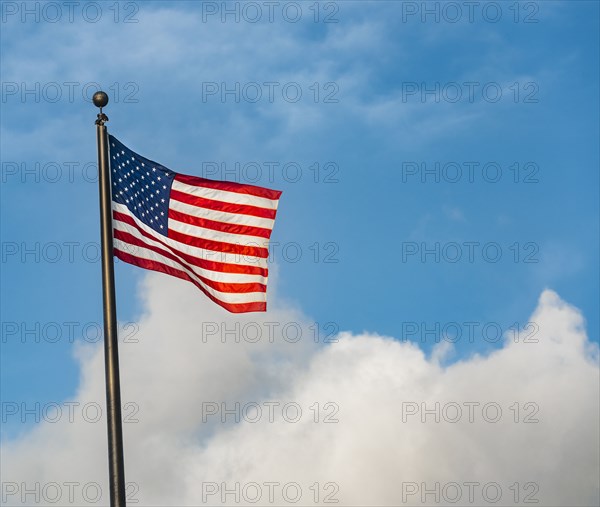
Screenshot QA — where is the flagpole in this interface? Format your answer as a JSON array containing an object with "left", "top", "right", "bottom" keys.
[{"left": 93, "top": 91, "right": 127, "bottom": 507}]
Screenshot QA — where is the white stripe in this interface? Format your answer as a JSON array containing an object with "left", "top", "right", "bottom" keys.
[
  {"left": 113, "top": 241, "right": 266, "bottom": 305},
  {"left": 168, "top": 215, "right": 270, "bottom": 246},
  {"left": 113, "top": 203, "right": 268, "bottom": 269},
  {"left": 113, "top": 222, "right": 268, "bottom": 285},
  {"left": 172, "top": 179, "right": 280, "bottom": 211},
  {"left": 169, "top": 197, "right": 275, "bottom": 230}
]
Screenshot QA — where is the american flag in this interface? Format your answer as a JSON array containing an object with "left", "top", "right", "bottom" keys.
[{"left": 108, "top": 135, "right": 282, "bottom": 313}]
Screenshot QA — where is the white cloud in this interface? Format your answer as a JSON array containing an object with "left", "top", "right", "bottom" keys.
[{"left": 2, "top": 275, "right": 598, "bottom": 506}]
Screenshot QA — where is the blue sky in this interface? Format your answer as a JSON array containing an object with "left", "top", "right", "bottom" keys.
[{"left": 1, "top": 0, "right": 598, "bottom": 453}]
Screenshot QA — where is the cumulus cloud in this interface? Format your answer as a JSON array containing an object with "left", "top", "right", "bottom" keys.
[{"left": 2, "top": 274, "right": 598, "bottom": 506}]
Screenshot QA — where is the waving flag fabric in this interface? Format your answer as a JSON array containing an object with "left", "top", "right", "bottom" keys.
[{"left": 108, "top": 135, "right": 282, "bottom": 313}]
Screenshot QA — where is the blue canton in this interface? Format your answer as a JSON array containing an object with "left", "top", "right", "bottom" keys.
[{"left": 108, "top": 135, "right": 175, "bottom": 236}]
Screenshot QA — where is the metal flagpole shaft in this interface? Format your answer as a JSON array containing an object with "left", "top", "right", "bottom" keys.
[{"left": 93, "top": 91, "right": 127, "bottom": 507}]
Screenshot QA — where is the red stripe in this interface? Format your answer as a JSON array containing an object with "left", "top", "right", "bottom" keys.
[
  {"left": 113, "top": 211, "right": 268, "bottom": 277},
  {"left": 115, "top": 249, "right": 267, "bottom": 313},
  {"left": 116, "top": 209, "right": 267, "bottom": 258},
  {"left": 114, "top": 230, "right": 266, "bottom": 294},
  {"left": 167, "top": 228, "right": 268, "bottom": 259},
  {"left": 168, "top": 208, "right": 273, "bottom": 239},
  {"left": 175, "top": 173, "right": 282, "bottom": 201},
  {"left": 170, "top": 189, "right": 277, "bottom": 220}
]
